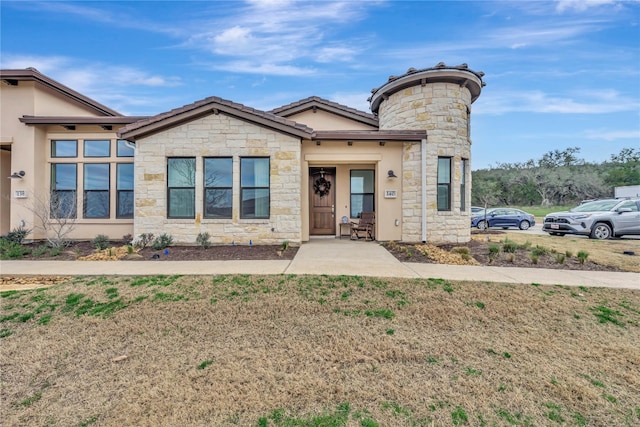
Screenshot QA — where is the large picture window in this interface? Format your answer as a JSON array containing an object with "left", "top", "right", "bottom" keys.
[
  {"left": 117, "top": 139, "right": 134, "bottom": 157},
  {"left": 117, "top": 163, "right": 134, "bottom": 218},
  {"left": 437, "top": 157, "right": 451, "bottom": 211},
  {"left": 350, "top": 170, "right": 374, "bottom": 218},
  {"left": 167, "top": 158, "right": 195, "bottom": 218},
  {"left": 204, "top": 157, "right": 233, "bottom": 218},
  {"left": 51, "top": 164, "right": 77, "bottom": 218},
  {"left": 84, "top": 164, "right": 110, "bottom": 218},
  {"left": 240, "top": 157, "right": 270, "bottom": 219}
]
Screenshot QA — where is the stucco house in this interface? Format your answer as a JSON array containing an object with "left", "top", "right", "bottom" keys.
[{"left": 1, "top": 63, "right": 485, "bottom": 245}]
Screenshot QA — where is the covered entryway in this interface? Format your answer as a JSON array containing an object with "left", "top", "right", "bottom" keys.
[{"left": 309, "top": 167, "right": 336, "bottom": 235}]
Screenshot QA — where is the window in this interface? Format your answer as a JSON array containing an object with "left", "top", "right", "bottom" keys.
[
  {"left": 204, "top": 157, "right": 232, "bottom": 218},
  {"left": 117, "top": 163, "right": 134, "bottom": 218},
  {"left": 460, "top": 158, "right": 468, "bottom": 211},
  {"left": 167, "top": 158, "right": 195, "bottom": 218},
  {"left": 350, "top": 170, "right": 374, "bottom": 218},
  {"left": 117, "top": 140, "right": 134, "bottom": 157},
  {"left": 240, "top": 157, "right": 269, "bottom": 219},
  {"left": 437, "top": 157, "right": 451, "bottom": 211},
  {"left": 51, "top": 140, "right": 77, "bottom": 157},
  {"left": 84, "top": 140, "right": 110, "bottom": 157},
  {"left": 84, "top": 164, "right": 110, "bottom": 218},
  {"left": 51, "top": 164, "right": 77, "bottom": 218}
]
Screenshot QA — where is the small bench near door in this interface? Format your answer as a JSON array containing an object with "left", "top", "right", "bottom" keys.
[{"left": 350, "top": 212, "right": 375, "bottom": 241}]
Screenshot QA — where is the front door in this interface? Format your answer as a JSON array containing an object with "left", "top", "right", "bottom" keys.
[{"left": 309, "top": 167, "right": 336, "bottom": 235}]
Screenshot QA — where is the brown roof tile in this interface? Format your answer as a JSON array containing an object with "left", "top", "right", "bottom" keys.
[
  {"left": 118, "top": 96, "right": 314, "bottom": 141},
  {"left": 270, "top": 96, "right": 378, "bottom": 126}
]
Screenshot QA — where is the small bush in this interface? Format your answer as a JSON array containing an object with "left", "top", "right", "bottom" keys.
[
  {"left": 152, "top": 233, "right": 174, "bottom": 250},
  {"left": 0, "top": 238, "right": 30, "bottom": 260},
  {"left": 555, "top": 253, "right": 566, "bottom": 264},
  {"left": 532, "top": 245, "right": 549, "bottom": 257},
  {"left": 502, "top": 239, "right": 518, "bottom": 253},
  {"left": 134, "top": 233, "right": 154, "bottom": 249},
  {"left": 122, "top": 234, "right": 133, "bottom": 244},
  {"left": 577, "top": 250, "right": 589, "bottom": 264},
  {"left": 565, "top": 250, "right": 573, "bottom": 258},
  {"left": 92, "top": 234, "right": 110, "bottom": 250},
  {"left": 3, "top": 226, "right": 31, "bottom": 244},
  {"left": 196, "top": 232, "right": 211, "bottom": 249},
  {"left": 31, "top": 245, "right": 48, "bottom": 258},
  {"left": 488, "top": 244, "right": 501, "bottom": 256},
  {"left": 531, "top": 254, "right": 539, "bottom": 264}
]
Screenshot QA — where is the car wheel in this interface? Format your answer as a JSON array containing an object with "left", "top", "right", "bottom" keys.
[
  {"left": 519, "top": 220, "right": 530, "bottom": 230},
  {"left": 590, "top": 222, "right": 612, "bottom": 240},
  {"left": 476, "top": 220, "right": 487, "bottom": 230}
]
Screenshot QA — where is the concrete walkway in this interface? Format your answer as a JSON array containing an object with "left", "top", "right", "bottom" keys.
[{"left": 1, "top": 238, "right": 638, "bottom": 290}]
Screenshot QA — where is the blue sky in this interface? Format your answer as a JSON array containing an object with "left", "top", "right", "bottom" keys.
[{"left": 2, "top": 0, "right": 639, "bottom": 170}]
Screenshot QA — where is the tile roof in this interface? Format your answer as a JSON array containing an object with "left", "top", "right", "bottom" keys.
[
  {"left": 118, "top": 95, "right": 314, "bottom": 141},
  {"left": 270, "top": 96, "right": 378, "bottom": 125}
]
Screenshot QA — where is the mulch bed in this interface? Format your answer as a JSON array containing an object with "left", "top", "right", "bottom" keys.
[{"left": 18, "top": 233, "right": 620, "bottom": 271}]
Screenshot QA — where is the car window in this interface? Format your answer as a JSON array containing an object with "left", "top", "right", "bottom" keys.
[
  {"left": 571, "top": 200, "right": 619, "bottom": 212},
  {"left": 618, "top": 201, "right": 639, "bottom": 212}
]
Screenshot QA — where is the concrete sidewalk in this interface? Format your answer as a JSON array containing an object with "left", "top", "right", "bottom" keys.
[{"left": 1, "top": 238, "right": 638, "bottom": 290}]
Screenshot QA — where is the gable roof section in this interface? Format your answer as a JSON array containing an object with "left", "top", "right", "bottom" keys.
[
  {"left": 0, "top": 68, "right": 121, "bottom": 116},
  {"left": 270, "top": 96, "right": 378, "bottom": 127},
  {"left": 119, "top": 96, "right": 314, "bottom": 141}
]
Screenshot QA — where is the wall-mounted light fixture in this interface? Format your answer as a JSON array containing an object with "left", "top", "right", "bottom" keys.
[
  {"left": 387, "top": 170, "right": 398, "bottom": 179},
  {"left": 9, "top": 171, "right": 25, "bottom": 179},
  {"left": 379, "top": 141, "right": 386, "bottom": 146},
  {"left": 347, "top": 140, "right": 353, "bottom": 146}
]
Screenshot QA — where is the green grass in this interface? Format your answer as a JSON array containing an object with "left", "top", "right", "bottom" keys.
[{"left": 590, "top": 305, "right": 625, "bottom": 326}]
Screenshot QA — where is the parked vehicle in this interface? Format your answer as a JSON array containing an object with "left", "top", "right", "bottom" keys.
[
  {"left": 543, "top": 198, "right": 640, "bottom": 239},
  {"left": 471, "top": 206, "right": 485, "bottom": 214},
  {"left": 471, "top": 208, "right": 536, "bottom": 230}
]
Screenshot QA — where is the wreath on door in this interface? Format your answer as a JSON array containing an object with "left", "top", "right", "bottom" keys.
[{"left": 313, "top": 177, "right": 331, "bottom": 198}]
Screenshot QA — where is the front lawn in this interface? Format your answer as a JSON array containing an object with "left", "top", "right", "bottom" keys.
[{"left": 1, "top": 275, "right": 639, "bottom": 426}]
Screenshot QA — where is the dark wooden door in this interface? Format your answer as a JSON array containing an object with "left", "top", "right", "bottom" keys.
[{"left": 310, "top": 168, "right": 336, "bottom": 235}]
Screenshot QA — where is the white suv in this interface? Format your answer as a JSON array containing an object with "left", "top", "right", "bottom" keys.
[{"left": 543, "top": 198, "right": 640, "bottom": 239}]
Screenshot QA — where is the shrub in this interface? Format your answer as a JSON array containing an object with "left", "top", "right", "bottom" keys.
[
  {"left": 92, "top": 234, "right": 110, "bottom": 250},
  {"left": 555, "top": 253, "right": 566, "bottom": 264},
  {"left": 196, "top": 232, "right": 211, "bottom": 249},
  {"left": 531, "top": 254, "right": 539, "bottom": 264},
  {"left": 502, "top": 240, "right": 518, "bottom": 253},
  {"left": 152, "top": 233, "right": 174, "bottom": 250},
  {"left": 3, "top": 226, "right": 31, "bottom": 244},
  {"left": 565, "top": 250, "right": 573, "bottom": 258},
  {"left": 122, "top": 234, "right": 133, "bottom": 245},
  {"left": 0, "top": 238, "right": 30, "bottom": 260},
  {"left": 577, "top": 250, "right": 589, "bottom": 264},
  {"left": 134, "top": 233, "right": 154, "bottom": 249},
  {"left": 532, "top": 245, "right": 549, "bottom": 257}
]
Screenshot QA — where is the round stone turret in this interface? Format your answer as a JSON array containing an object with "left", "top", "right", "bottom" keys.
[{"left": 369, "top": 63, "right": 485, "bottom": 243}]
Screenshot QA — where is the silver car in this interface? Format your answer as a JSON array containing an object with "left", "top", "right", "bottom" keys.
[{"left": 543, "top": 198, "right": 640, "bottom": 239}]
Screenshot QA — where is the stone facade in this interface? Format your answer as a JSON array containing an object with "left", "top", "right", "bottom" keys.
[
  {"left": 377, "top": 82, "right": 473, "bottom": 243},
  {"left": 134, "top": 114, "right": 302, "bottom": 245}
]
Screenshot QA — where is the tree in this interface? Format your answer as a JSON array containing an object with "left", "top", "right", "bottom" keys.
[{"left": 26, "top": 190, "right": 78, "bottom": 248}]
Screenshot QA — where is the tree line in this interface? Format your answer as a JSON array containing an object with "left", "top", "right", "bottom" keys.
[{"left": 471, "top": 147, "right": 640, "bottom": 207}]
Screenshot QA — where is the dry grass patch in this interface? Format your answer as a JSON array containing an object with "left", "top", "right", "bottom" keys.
[{"left": 1, "top": 274, "right": 639, "bottom": 426}]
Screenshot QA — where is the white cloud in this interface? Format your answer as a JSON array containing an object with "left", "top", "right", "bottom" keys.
[
  {"left": 475, "top": 89, "right": 639, "bottom": 115},
  {"left": 584, "top": 129, "right": 640, "bottom": 140},
  {"left": 555, "top": 0, "right": 621, "bottom": 13}
]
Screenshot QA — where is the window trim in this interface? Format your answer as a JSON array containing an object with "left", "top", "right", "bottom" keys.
[
  {"left": 51, "top": 140, "right": 78, "bottom": 158},
  {"left": 83, "top": 163, "right": 110, "bottom": 219},
  {"left": 240, "top": 157, "right": 270, "bottom": 219},
  {"left": 437, "top": 157, "right": 452, "bottom": 212},
  {"left": 84, "top": 139, "right": 111, "bottom": 158},
  {"left": 167, "top": 157, "right": 196, "bottom": 219},
  {"left": 203, "top": 157, "right": 233, "bottom": 219},
  {"left": 350, "top": 169, "right": 375, "bottom": 218},
  {"left": 50, "top": 163, "right": 77, "bottom": 219},
  {"left": 116, "top": 163, "right": 134, "bottom": 219},
  {"left": 460, "top": 158, "right": 468, "bottom": 212}
]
